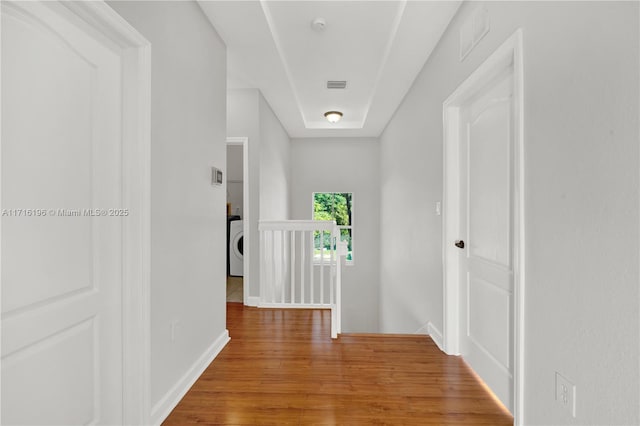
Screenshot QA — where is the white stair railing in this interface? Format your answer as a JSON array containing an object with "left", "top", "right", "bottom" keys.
[{"left": 259, "top": 220, "right": 346, "bottom": 338}]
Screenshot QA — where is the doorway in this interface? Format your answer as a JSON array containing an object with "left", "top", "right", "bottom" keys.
[
  {"left": 226, "top": 137, "right": 249, "bottom": 305},
  {"left": 443, "top": 30, "right": 524, "bottom": 422}
]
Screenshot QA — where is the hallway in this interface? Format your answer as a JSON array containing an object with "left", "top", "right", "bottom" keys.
[
  {"left": 3, "top": 1, "right": 638, "bottom": 424},
  {"left": 163, "top": 303, "right": 513, "bottom": 425}
]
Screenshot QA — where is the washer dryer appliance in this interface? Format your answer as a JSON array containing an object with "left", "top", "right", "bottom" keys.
[{"left": 229, "top": 219, "right": 243, "bottom": 277}]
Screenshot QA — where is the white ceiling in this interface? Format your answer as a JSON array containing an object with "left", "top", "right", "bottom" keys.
[{"left": 198, "top": 1, "right": 462, "bottom": 138}]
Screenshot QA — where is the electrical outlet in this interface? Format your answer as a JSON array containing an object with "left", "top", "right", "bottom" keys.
[{"left": 555, "top": 372, "right": 576, "bottom": 417}]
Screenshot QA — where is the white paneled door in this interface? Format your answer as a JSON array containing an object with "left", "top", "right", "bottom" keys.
[
  {"left": 457, "top": 69, "right": 515, "bottom": 412},
  {"left": 2, "top": 2, "right": 126, "bottom": 424}
]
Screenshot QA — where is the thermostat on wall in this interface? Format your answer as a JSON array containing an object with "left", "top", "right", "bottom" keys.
[{"left": 211, "top": 167, "right": 223, "bottom": 186}]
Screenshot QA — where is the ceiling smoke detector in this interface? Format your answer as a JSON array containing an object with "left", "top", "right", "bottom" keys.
[
  {"left": 311, "top": 18, "right": 326, "bottom": 32},
  {"left": 324, "top": 111, "right": 343, "bottom": 123}
]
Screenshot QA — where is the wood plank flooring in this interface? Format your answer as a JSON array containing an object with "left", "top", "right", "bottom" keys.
[{"left": 163, "top": 303, "right": 513, "bottom": 425}]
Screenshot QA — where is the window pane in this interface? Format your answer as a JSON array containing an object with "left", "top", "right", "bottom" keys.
[
  {"left": 343, "top": 193, "right": 352, "bottom": 226},
  {"left": 313, "top": 193, "right": 353, "bottom": 262},
  {"left": 340, "top": 227, "right": 353, "bottom": 261},
  {"left": 313, "top": 192, "right": 352, "bottom": 226},
  {"left": 313, "top": 193, "right": 334, "bottom": 221},
  {"left": 333, "top": 193, "right": 349, "bottom": 226}
]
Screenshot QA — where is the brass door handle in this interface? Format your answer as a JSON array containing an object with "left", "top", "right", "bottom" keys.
[{"left": 455, "top": 240, "right": 465, "bottom": 249}]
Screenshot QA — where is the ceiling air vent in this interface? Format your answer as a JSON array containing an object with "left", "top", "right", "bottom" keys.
[{"left": 327, "top": 80, "right": 347, "bottom": 89}]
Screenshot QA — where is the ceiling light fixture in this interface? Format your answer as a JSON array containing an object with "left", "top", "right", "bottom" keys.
[{"left": 324, "top": 111, "right": 343, "bottom": 123}]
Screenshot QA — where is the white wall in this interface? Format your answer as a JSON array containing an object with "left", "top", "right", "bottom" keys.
[
  {"left": 379, "top": 1, "right": 639, "bottom": 424},
  {"left": 226, "top": 145, "right": 243, "bottom": 217},
  {"left": 107, "top": 1, "right": 228, "bottom": 419},
  {"left": 227, "top": 89, "right": 291, "bottom": 300},
  {"left": 259, "top": 94, "right": 291, "bottom": 220},
  {"left": 290, "top": 138, "right": 380, "bottom": 332}
]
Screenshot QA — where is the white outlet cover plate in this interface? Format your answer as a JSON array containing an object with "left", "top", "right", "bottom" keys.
[{"left": 555, "top": 372, "right": 576, "bottom": 417}]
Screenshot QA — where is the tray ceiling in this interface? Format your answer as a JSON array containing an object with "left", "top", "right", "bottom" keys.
[{"left": 199, "top": 1, "right": 462, "bottom": 138}]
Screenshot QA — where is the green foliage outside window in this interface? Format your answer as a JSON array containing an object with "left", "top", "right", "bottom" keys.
[{"left": 313, "top": 193, "right": 353, "bottom": 262}]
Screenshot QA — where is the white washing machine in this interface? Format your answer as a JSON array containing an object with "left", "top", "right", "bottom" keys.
[{"left": 229, "top": 220, "right": 243, "bottom": 276}]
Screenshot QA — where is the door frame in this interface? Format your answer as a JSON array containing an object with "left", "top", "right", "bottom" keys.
[
  {"left": 226, "top": 137, "right": 250, "bottom": 305},
  {"left": 442, "top": 29, "right": 525, "bottom": 423},
  {"left": 0, "top": 1, "right": 151, "bottom": 423}
]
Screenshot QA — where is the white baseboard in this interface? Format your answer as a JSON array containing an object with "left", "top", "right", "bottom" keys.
[
  {"left": 427, "top": 322, "right": 444, "bottom": 352},
  {"left": 246, "top": 296, "right": 260, "bottom": 307},
  {"left": 150, "top": 329, "right": 230, "bottom": 425}
]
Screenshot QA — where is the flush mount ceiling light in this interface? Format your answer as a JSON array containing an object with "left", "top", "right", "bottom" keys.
[{"left": 324, "top": 111, "right": 343, "bottom": 123}]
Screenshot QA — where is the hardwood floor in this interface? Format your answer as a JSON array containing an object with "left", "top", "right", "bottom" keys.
[{"left": 163, "top": 303, "right": 513, "bottom": 425}]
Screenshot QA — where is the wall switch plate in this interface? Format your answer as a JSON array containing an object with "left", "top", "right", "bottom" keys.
[
  {"left": 435, "top": 201, "right": 442, "bottom": 216},
  {"left": 555, "top": 372, "right": 576, "bottom": 417},
  {"left": 211, "top": 167, "right": 223, "bottom": 185}
]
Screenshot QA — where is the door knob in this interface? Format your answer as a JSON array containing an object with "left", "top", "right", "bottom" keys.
[{"left": 455, "top": 240, "right": 465, "bottom": 249}]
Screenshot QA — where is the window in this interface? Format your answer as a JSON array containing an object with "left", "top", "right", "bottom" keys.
[{"left": 313, "top": 192, "right": 353, "bottom": 263}]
